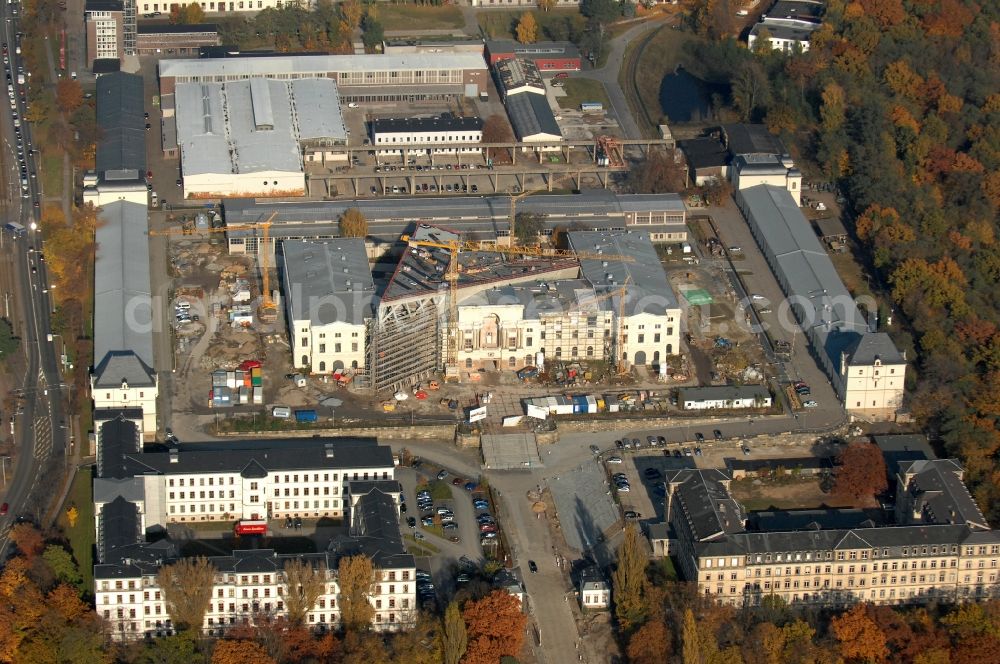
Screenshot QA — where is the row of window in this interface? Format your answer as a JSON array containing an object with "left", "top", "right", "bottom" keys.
[
  {"left": 375, "top": 135, "right": 482, "bottom": 143},
  {"left": 167, "top": 470, "right": 389, "bottom": 488}
]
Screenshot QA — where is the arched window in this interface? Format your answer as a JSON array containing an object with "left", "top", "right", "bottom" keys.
[
  {"left": 509, "top": 357, "right": 517, "bottom": 367},
  {"left": 555, "top": 347, "right": 562, "bottom": 357},
  {"left": 571, "top": 347, "right": 578, "bottom": 357},
  {"left": 301, "top": 355, "right": 308, "bottom": 366},
  {"left": 587, "top": 346, "right": 594, "bottom": 357},
  {"left": 319, "top": 361, "right": 326, "bottom": 372}
]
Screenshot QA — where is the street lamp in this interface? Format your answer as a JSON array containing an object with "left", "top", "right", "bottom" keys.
[{"left": 28, "top": 221, "right": 36, "bottom": 231}]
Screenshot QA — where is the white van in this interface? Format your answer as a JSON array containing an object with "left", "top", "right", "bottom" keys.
[
  {"left": 150, "top": 191, "right": 158, "bottom": 207},
  {"left": 272, "top": 406, "right": 291, "bottom": 418},
  {"left": 175, "top": 300, "right": 191, "bottom": 310}
]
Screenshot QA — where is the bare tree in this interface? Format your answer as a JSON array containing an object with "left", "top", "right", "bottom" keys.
[
  {"left": 283, "top": 559, "right": 326, "bottom": 626},
  {"left": 482, "top": 114, "right": 514, "bottom": 165},
  {"left": 338, "top": 207, "right": 368, "bottom": 238},
  {"left": 338, "top": 555, "right": 376, "bottom": 631},
  {"left": 158, "top": 557, "right": 216, "bottom": 632}
]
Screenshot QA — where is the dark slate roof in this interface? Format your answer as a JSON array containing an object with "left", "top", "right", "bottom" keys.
[
  {"left": 92, "top": 59, "right": 122, "bottom": 74},
  {"left": 679, "top": 385, "right": 771, "bottom": 403},
  {"left": 901, "top": 459, "right": 988, "bottom": 529},
  {"left": 85, "top": 0, "right": 122, "bottom": 11},
  {"left": 679, "top": 137, "right": 729, "bottom": 169},
  {"left": 875, "top": 434, "right": 935, "bottom": 478},
  {"left": 505, "top": 92, "right": 561, "bottom": 140},
  {"left": 722, "top": 123, "right": 785, "bottom": 157},
  {"left": 749, "top": 508, "right": 883, "bottom": 532},
  {"left": 348, "top": 480, "right": 403, "bottom": 497},
  {"left": 98, "top": 415, "right": 141, "bottom": 479},
  {"left": 119, "top": 438, "right": 393, "bottom": 477},
  {"left": 94, "top": 407, "right": 145, "bottom": 423},
  {"left": 665, "top": 469, "right": 744, "bottom": 542},
  {"left": 726, "top": 456, "right": 832, "bottom": 474},
  {"left": 137, "top": 23, "right": 220, "bottom": 34},
  {"left": 372, "top": 114, "right": 483, "bottom": 135},
  {"left": 485, "top": 40, "right": 580, "bottom": 60},
  {"left": 98, "top": 496, "right": 142, "bottom": 564},
  {"left": 92, "top": 351, "right": 156, "bottom": 389},
  {"left": 844, "top": 332, "right": 905, "bottom": 366},
  {"left": 96, "top": 72, "right": 146, "bottom": 174}
]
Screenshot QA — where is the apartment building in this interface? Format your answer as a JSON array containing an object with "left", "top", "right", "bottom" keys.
[
  {"left": 665, "top": 464, "right": 1000, "bottom": 608},
  {"left": 95, "top": 486, "right": 415, "bottom": 639},
  {"left": 282, "top": 239, "right": 375, "bottom": 375},
  {"left": 85, "top": 0, "right": 125, "bottom": 68}
]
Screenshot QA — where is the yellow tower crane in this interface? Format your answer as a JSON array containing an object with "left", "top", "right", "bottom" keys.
[
  {"left": 149, "top": 212, "right": 279, "bottom": 322},
  {"left": 399, "top": 233, "right": 635, "bottom": 378},
  {"left": 584, "top": 276, "right": 632, "bottom": 374}
]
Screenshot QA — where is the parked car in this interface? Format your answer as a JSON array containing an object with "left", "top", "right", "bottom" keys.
[
  {"left": 406, "top": 517, "right": 416, "bottom": 528},
  {"left": 616, "top": 483, "right": 631, "bottom": 493},
  {"left": 803, "top": 400, "right": 819, "bottom": 408},
  {"left": 528, "top": 560, "right": 538, "bottom": 573},
  {"left": 713, "top": 429, "right": 723, "bottom": 441},
  {"left": 694, "top": 432, "right": 705, "bottom": 443},
  {"left": 643, "top": 468, "right": 662, "bottom": 481},
  {"left": 589, "top": 444, "right": 600, "bottom": 455},
  {"left": 607, "top": 456, "right": 623, "bottom": 464},
  {"left": 436, "top": 470, "right": 449, "bottom": 480}
]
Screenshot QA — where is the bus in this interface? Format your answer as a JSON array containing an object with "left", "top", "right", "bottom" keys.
[
  {"left": 4, "top": 222, "right": 25, "bottom": 235},
  {"left": 580, "top": 102, "right": 604, "bottom": 113},
  {"left": 234, "top": 519, "right": 267, "bottom": 536}
]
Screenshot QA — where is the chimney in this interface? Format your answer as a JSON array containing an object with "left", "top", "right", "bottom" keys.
[
  {"left": 325, "top": 444, "right": 335, "bottom": 459},
  {"left": 169, "top": 448, "right": 179, "bottom": 464}
]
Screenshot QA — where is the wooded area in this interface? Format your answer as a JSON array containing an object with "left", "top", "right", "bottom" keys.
[{"left": 682, "top": 0, "right": 1000, "bottom": 521}]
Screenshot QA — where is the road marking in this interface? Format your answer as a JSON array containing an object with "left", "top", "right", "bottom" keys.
[{"left": 32, "top": 416, "right": 51, "bottom": 460}]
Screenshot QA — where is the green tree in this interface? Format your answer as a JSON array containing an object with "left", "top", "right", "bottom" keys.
[
  {"left": 580, "top": 0, "right": 621, "bottom": 23},
  {"left": 42, "top": 546, "right": 83, "bottom": 591},
  {"left": 513, "top": 212, "right": 545, "bottom": 245},
  {"left": 0, "top": 319, "right": 19, "bottom": 360},
  {"left": 612, "top": 523, "right": 647, "bottom": 632},
  {"left": 442, "top": 601, "right": 467, "bottom": 664},
  {"left": 360, "top": 13, "right": 384, "bottom": 51},
  {"left": 338, "top": 207, "right": 369, "bottom": 238},
  {"left": 134, "top": 633, "right": 199, "bottom": 664}
]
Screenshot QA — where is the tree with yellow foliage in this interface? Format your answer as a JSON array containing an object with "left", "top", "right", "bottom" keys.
[{"left": 516, "top": 12, "right": 537, "bottom": 44}]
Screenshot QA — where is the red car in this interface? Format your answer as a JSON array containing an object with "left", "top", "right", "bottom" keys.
[
  {"left": 1, "top": 503, "right": 8, "bottom": 516},
  {"left": 554, "top": 72, "right": 569, "bottom": 79}
]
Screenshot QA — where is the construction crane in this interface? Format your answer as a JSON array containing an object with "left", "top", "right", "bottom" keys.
[
  {"left": 149, "top": 213, "right": 279, "bottom": 322},
  {"left": 586, "top": 276, "right": 632, "bottom": 374},
  {"left": 399, "top": 233, "right": 635, "bottom": 378}
]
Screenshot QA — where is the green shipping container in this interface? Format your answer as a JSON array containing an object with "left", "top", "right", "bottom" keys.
[{"left": 252, "top": 377, "right": 262, "bottom": 387}]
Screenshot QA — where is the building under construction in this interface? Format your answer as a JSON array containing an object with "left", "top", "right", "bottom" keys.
[{"left": 369, "top": 225, "right": 579, "bottom": 392}]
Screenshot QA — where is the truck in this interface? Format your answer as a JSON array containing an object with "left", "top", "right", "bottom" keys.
[
  {"left": 234, "top": 519, "right": 267, "bottom": 536},
  {"left": 4, "top": 222, "right": 25, "bottom": 235},
  {"left": 294, "top": 409, "right": 318, "bottom": 423}
]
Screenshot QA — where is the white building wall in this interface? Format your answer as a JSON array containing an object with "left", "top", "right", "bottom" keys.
[
  {"left": 622, "top": 310, "right": 681, "bottom": 367},
  {"left": 181, "top": 170, "right": 305, "bottom": 199},
  {"left": 843, "top": 361, "right": 906, "bottom": 413},
  {"left": 682, "top": 395, "right": 772, "bottom": 410},
  {"left": 92, "top": 381, "right": 158, "bottom": 434},
  {"left": 96, "top": 562, "right": 417, "bottom": 640},
  {"left": 138, "top": 0, "right": 301, "bottom": 15},
  {"left": 291, "top": 319, "right": 367, "bottom": 374},
  {"left": 374, "top": 127, "right": 484, "bottom": 157},
  {"left": 732, "top": 170, "right": 802, "bottom": 206}
]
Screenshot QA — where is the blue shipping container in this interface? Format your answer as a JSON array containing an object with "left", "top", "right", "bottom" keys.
[{"left": 294, "top": 409, "right": 318, "bottom": 422}]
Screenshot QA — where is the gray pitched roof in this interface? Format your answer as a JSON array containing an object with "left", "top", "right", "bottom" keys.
[
  {"left": 505, "top": 92, "right": 562, "bottom": 141},
  {"left": 96, "top": 72, "right": 146, "bottom": 175},
  {"left": 665, "top": 469, "right": 744, "bottom": 542},
  {"left": 722, "top": 123, "right": 785, "bottom": 157},
  {"left": 901, "top": 459, "right": 988, "bottom": 529},
  {"left": 98, "top": 496, "right": 143, "bottom": 564},
  {"left": 679, "top": 384, "right": 771, "bottom": 403},
  {"left": 97, "top": 414, "right": 141, "bottom": 479},
  {"left": 281, "top": 239, "right": 375, "bottom": 326},
  {"left": 845, "top": 332, "right": 905, "bottom": 365},
  {"left": 94, "top": 200, "right": 154, "bottom": 371},
  {"left": 568, "top": 230, "right": 680, "bottom": 312},
  {"left": 372, "top": 114, "right": 483, "bottom": 135}
]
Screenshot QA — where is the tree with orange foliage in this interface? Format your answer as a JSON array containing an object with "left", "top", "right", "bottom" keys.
[
  {"left": 461, "top": 590, "right": 527, "bottom": 664},
  {"left": 627, "top": 619, "right": 672, "bottom": 664},
  {"left": 211, "top": 639, "right": 275, "bottom": 664},
  {"left": 832, "top": 442, "right": 888, "bottom": 501},
  {"left": 831, "top": 604, "right": 889, "bottom": 662},
  {"left": 55, "top": 78, "right": 83, "bottom": 115},
  {"left": 9, "top": 523, "right": 45, "bottom": 559}
]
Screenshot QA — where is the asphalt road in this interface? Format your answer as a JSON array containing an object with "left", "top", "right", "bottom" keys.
[{"left": 0, "top": 4, "right": 68, "bottom": 558}]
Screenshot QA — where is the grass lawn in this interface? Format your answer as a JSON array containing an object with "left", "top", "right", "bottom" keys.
[
  {"left": 478, "top": 8, "right": 585, "bottom": 40},
  {"left": 730, "top": 476, "right": 855, "bottom": 512},
  {"left": 40, "top": 150, "right": 63, "bottom": 201},
  {"left": 56, "top": 466, "right": 95, "bottom": 590},
  {"left": 404, "top": 534, "right": 439, "bottom": 556},
  {"left": 378, "top": 5, "right": 465, "bottom": 32},
  {"left": 556, "top": 77, "right": 611, "bottom": 111},
  {"left": 622, "top": 25, "right": 697, "bottom": 132},
  {"left": 416, "top": 479, "right": 453, "bottom": 501}
]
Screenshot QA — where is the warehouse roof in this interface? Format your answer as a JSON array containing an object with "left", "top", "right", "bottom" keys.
[
  {"left": 96, "top": 72, "right": 146, "bottom": 174},
  {"left": 117, "top": 438, "right": 393, "bottom": 477},
  {"left": 737, "top": 185, "right": 872, "bottom": 369},
  {"left": 281, "top": 239, "right": 376, "bottom": 326},
  {"left": 175, "top": 78, "right": 346, "bottom": 177},
  {"left": 750, "top": 21, "right": 817, "bottom": 42},
  {"left": 222, "top": 191, "right": 685, "bottom": 239},
  {"left": 494, "top": 57, "right": 544, "bottom": 95},
  {"left": 462, "top": 280, "right": 607, "bottom": 320},
  {"left": 371, "top": 114, "right": 483, "bottom": 135},
  {"left": 569, "top": 230, "right": 680, "bottom": 312},
  {"left": 93, "top": 200, "right": 154, "bottom": 385},
  {"left": 159, "top": 52, "right": 487, "bottom": 79},
  {"left": 505, "top": 92, "right": 561, "bottom": 141},
  {"left": 767, "top": 0, "right": 825, "bottom": 23},
  {"left": 679, "top": 385, "right": 772, "bottom": 403},
  {"left": 486, "top": 40, "right": 580, "bottom": 60},
  {"left": 678, "top": 137, "right": 728, "bottom": 169}
]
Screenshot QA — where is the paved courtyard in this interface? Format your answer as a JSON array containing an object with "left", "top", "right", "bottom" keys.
[
  {"left": 482, "top": 433, "right": 543, "bottom": 470},
  {"left": 548, "top": 460, "right": 620, "bottom": 555}
]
